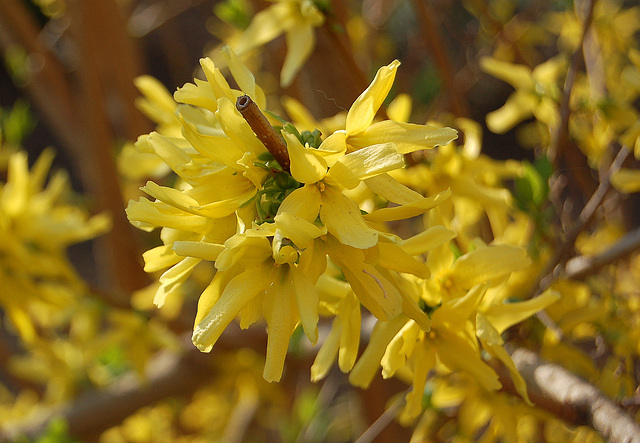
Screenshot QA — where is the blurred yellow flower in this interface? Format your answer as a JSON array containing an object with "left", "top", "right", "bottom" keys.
[{"left": 233, "top": 0, "right": 325, "bottom": 87}]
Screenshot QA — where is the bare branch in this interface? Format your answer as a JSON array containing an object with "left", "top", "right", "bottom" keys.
[
  {"left": 564, "top": 226, "right": 640, "bottom": 280},
  {"left": 528, "top": 145, "right": 630, "bottom": 299},
  {"left": 510, "top": 348, "right": 640, "bottom": 443}
]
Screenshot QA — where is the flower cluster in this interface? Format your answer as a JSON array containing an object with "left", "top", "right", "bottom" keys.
[
  {"left": 125, "top": 48, "right": 561, "bottom": 425},
  {"left": 126, "top": 48, "right": 461, "bottom": 381}
]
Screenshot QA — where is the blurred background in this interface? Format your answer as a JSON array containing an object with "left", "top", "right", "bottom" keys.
[{"left": 1, "top": 0, "right": 639, "bottom": 441}]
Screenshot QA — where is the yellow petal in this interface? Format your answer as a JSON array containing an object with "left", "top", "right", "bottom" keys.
[
  {"left": 376, "top": 242, "right": 431, "bottom": 278},
  {"left": 485, "top": 289, "right": 560, "bottom": 334},
  {"left": 400, "top": 342, "right": 436, "bottom": 425},
  {"left": 386, "top": 93, "right": 412, "bottom": 123},
  {"left": 193, "top": 269, "right": 235, "bottom": 326},
  {"left": 328, "top": 240, "right": 402, "bottom": 320},
  {"left": 174, "top": 79, "right": 218, "bottom": 111},
  {"left": 350, "top": 120, "right": 458, "bottom": 154},
  {"left": 126, "top": 198, "right": 209, "bottom": 233},
  {"left": 432, "top": 283, "right": 487, "bottom": 329},
  {"left": 477, "top": 313, "right": 532, "bottom": 405},
  {"left": 449, "top": 245, "right": 531, "bottom": 289},
  {"left": 486, "top": 92, "right": 537, "bottom": 134},
  {"left": 456, "top": 117, "right": 482, "bottom": 159},
  {"left": 145, "top": 132, "right": 192, "bottom": 175},
  {"left": 215, "top": 97, "right": 266, "bottom": 154},
  {"left": 434, "top": 330, "right": 501, "bottom": 391},
  {"left": 199, "top": 57, "right": 235, "bottom": 103},
  {"left": 141, "top": 181, "right": 199, "bottom": 214},
  {"left": 320, "top": 185, "right": 378, "bottom": 249},
  {"left": 363, "top": 173, "right": 423, "bottom": 205},
  {"left": 611, "top": 168, "right": 640, "bottom": 193},
  {"left": 381, "top": 320, "right": 420, "bottom": 378},
  {"left": 192, "top": 266, "right": 273, "bottom": 352},
  {"left": 326, "top": 142, "right": 404, "bottom": 189},
  {"left": 338, "top": 292, "right": 361, "bottom": 372},
  {"left": 274, "top": 212, "right": 326, "bottom": 247},
  {"left": 179, "top": 115, "right": 244, "bottom": 166},
  {"left": 221, "top": 46, "right": 266, "bottom": 109},
  {"left": 291, "top": 267, "right": 319, "bottom": 344},
  {"left": 143, "top": 244, "right": 182, "bottom": 272},
  {"left": 172, "top": 241, "right": 225, "bottom": 261},
  {"left": 281, "top": 22, "right": 315, "bottom": 88},
  {"left": 310, "top": 316, "right": 341, "bottom": 382},
  {"left": 278, "top": 184, "right": 321, "bottom": 222},
  {"left": 480, "top": 57, "right": 533, "bottom": 90},
  {"left": 317, "top": 131, "right": 348, "bottom": 166},
  {"left": 285, "top": 132, "right": 327, "bottom": 183},
  {"left": 346, "top": 60, "right": 400, "bottom": 135},
  {"left": 400, "top": 225, "right": 457, "bottom": 256},
  {"left": 349, "top": 315, "right": 408, "bottom": 388},
  {"left": 364, "top": 188, "right": 452, "bottom": 222},
  {"left": 282, "top": 96, "right": 318, "bottom": 132},
  {"left": 263, "top": 276, "right": 298, "bottom": 382},
  {"left": 155, "top": 257, "right": 200, "bottom": 307},
  {"left": 233, "top": 3, "right": 292, "bottom": 54}
]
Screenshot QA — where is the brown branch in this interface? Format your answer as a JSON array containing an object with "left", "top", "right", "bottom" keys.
[
  {"left": 527, "top": 146, "right": 630, "bottom": 299},
  {"left": 0, "top": 0, "right": 150, "bottom": 293},
  {"left": 564, "top": 226, "right": 640, "bottom": 280},
  {"left": 410, "top": 0, "right": 468, "bottom": 117},
  {"left": 509, "top": 348, "right": 640, "bottom": 443},
  {"left": 0, "top": 326, "right": 268, "bottom": 441},
  {"left": 236, "top": 95, "right": 290, "bottom": 170},
  {"left": 547, "top": 0, "right": 596, "bottom": 164},
  {"left": 0, "top": 0, "right": 77, "bottom": 154},
  {"left": 354, "top": 392, "right": 406, "bottom": 443},
  {"left": 67, "top": 0, "right": 150, "bottom": 294}
]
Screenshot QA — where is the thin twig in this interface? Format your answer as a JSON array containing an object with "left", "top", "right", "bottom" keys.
[
  {"left": 527, "top": 145, "right": 630, "bottom": 299},
  {"left": 236, "top": 95, "right": 290, "bottom": 170},
  {"left": 547, "top": 0, "right": 597, "bottom": 164},
  {"left": 353, "top": 393, "right": 406, "bottom": 443},
  {"left": 564, "top": 226, "right": 640, "bottom": 280}
]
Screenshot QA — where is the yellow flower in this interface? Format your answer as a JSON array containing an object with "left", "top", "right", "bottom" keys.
[
  {"left": 346, "top": 238, "right": 559, "bottom": 422},
  {"left": 310, "top": 274, "right": 361, "bottom": 381},
  {"left": 0, "top": 149, "right": 110, "bottom": 343},
  {"left": 481, "top": 56, "right": 565, "bottom": 134},
  {"left": 321, "top": 60, "right": 457, "bottom": 156},
  {"left": 191, "top": 223, "right": 325, "bottom": 382},
  {"left": 127, "top": 51, "right": 459, "bottom": 382},
  {"left": 611, "top": 167, "right": 640, "bottom": 193},
  {"left": 233, "top": 0, "right": 325, "bottom": 87}
]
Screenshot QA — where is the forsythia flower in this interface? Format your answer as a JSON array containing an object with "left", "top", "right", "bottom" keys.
[
  {"left": 127, "top": 50, "right": 457, "bottom": 381},
  {"left": 0, "top": 148, "right": 110, "bottom": 343},
  {"left": 233, "top": 0, "right": 325, "bottom": 87},
  {"left": 481, "top": 56, "right": 565, "bottom": 134},
  {"left": 347, "top": 239, "right": 559, "bottom": 422}
]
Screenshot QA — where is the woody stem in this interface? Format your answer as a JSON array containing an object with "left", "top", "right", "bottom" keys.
[{"left": 236, "top": 95, "right": 290, "bottom": 171}]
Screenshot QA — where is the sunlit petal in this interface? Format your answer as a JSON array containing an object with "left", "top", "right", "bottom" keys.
[
  {"left": 281, "top": 22, "right": 315, "bottom": 88},
  {"left": 350, "top": 120, "right": 458, "bottom": 154},
  {"left": 192, "top": 266, "right": 273, "bottom": 352},
  {"left": 449, "top": 245, "right": 531, "bottom": 289},
  {"left": 320, "top": 185, "right": 378, "bottom": 248},
  {"left": 285, "top": 132, "right": 327, "bottom": 183},
  {"left": 346, "top": 60, "right": 400, "bottom": 135},
  {"left": 364, "top": 188, "right": 452, "bottom": 222},
  {"left": 485, "top": 289, "right": 560, "bottom": 334},
  {"left": 349, "top": 315, "right": 408, "bottom": 388}
]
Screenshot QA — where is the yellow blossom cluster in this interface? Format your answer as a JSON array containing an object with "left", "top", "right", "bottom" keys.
[{"left": 125, "top": 51, "right": 563, "bottom": 439}]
